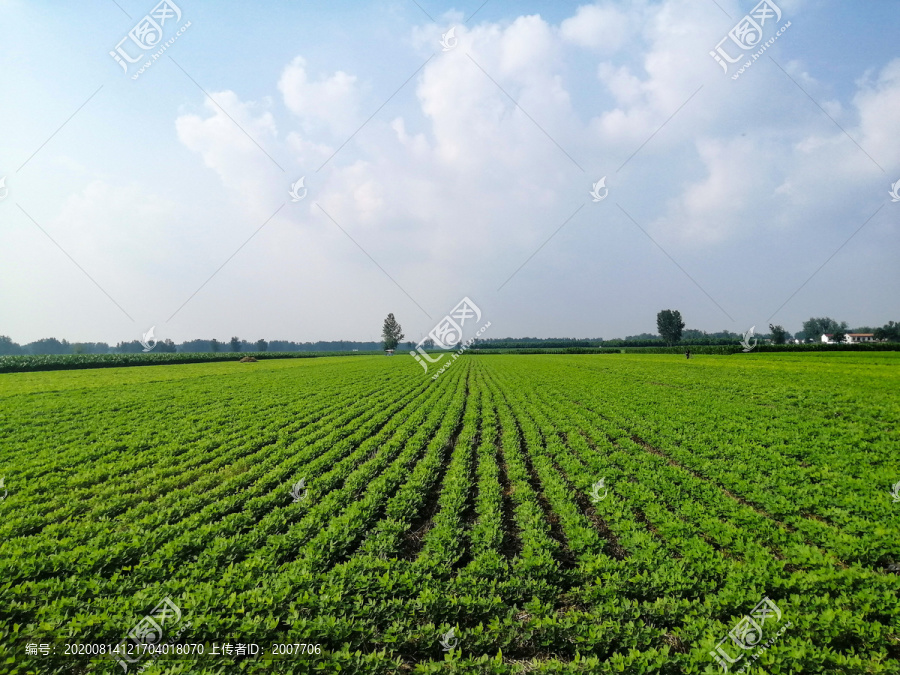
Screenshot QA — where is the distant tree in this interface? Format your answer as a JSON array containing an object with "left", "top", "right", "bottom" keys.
[
  {"left": 255, "top": 339, "right": 268, "bottom": 352},
  {"left": 802, "top": 317, "right": 847, "bottom": 342},
  {"left": 381, "top": 313, "right": 404, "bottom": 351},
  {"left": 230, "top": 336, "right": 241, "bottom": 352},
  {"left": 180, "top": 339, "right": 209, "bottom": 352},
  {"left": 769, "top": 324, "right": 789, "bottom": 345},
  {"left": 802, "top": 318, "right": 822, "bottom": 340},
  {"left": 0, "top": 336, "right": 21, "bottom": 355},
  {"left": 874, "top": 321, "right": 900, "bottom": 342},
  {"left": 210, "top": 339, "right": 221, "bottom": 353},
  {"left": 424, "top": 338, "right": 435, "bottom": 349},
  {"left": 28, "top": 338, "right": 71, "bottom": 355},
  {"left": 115, "top": 340, "right": 145, "bottom": 353},
  {"left": 157, "top": 339, "right": 177, "bottom": 353},
  {"left": 625, "top": 332, "right": 661, "bottom": 342},
  {"left": 656, "top": 310, "right": 685, "bottom": 346},
  {"left": 831, "top": 327, "right": 847, "bottom": 344}
]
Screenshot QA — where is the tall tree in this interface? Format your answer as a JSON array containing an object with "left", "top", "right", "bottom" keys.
[
  {"left": 874, "top": 321, "right": 900, "bottom": 342},
  {"left": 802, "top": 317, "right": 847, "bottom": 341},
  {"left": 230, "top": 336, "right": 241, "bottom": 352},
  {"left": 381, "top": 313, "right": 404, "bottom": 351},
  {"left": 115, "top": 340, "right": 146, "bottom": 353},
  {"left": 830, "top": 327, "right": 847, "bottom": 344},
  {"left": 656, "top": 310, "right": 685, "bottom": 346},
  {"left": 0, "top": 336, "right": 22, "bottom": 355},
  {"left": 255, "top": 339, "right": 268, "bottom": 352},
  {"left": 157, "top": 339, "right": 177, "bottom": 353},
  {"left": 27, "top": 338, "right": 71, "bottom": 355},
  {"left": 210, "top": 339, "right": 221, "bottom": 353},
  {"left": 769, "top": 324, "right": 789, "bottom": 344}
]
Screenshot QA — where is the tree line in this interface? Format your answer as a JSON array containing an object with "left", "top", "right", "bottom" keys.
[
  {"left": 0, "top": 335, "right": 384, "bottom": 356},
  {"left": 3, "top": 313, "right": 898, "bottom": 357},
  {"left": 653, "top": 311, "right": 900, "bottom": 346}
]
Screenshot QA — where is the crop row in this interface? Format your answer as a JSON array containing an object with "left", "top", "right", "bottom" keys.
[{"left": 1, "top": 354, "right": 898, "bottom": 674}]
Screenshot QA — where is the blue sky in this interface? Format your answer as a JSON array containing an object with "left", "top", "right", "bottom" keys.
[{"left": 1, "top": 0, "right": 898, "bottom": 345}]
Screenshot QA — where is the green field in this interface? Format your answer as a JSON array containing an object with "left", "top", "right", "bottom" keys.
[{"left": 1, "top": 353, "right": 898, "bottom": 674}]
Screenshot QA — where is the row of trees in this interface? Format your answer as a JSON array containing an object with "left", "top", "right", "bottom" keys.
[
  {"left": 177, "top": 337, "right": 269, "bottom": 353},
  {"left": 654, "top": 311, "right": 900, "bottom": 347},
  {"left": 656, "top": 310, "right": 796, "bottom": 346},
  {"left": 384, "top": 312, "right": 753, "bottom": 352},
  {"left": 0, "top": 335, "right": 383, "bottom": 356},
  {"left": 4, "top": 314, "right": 898, "bottom": 357}
]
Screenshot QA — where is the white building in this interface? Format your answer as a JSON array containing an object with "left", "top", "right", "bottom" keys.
[{"left": 821, "top": 333, "right": 876, "bottom": 344}]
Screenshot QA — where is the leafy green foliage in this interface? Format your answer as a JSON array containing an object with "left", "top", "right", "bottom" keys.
[
  {"left": 1, "top": 354, "right": 898, "bottom": 673},
  {"left": 874, "top": 321, "right": 900, "bottom": 342},
  {"left": 769, "top": 324, "right": 789, "bottom": 344},
  {"left": 802, "top": 317, "right": 848, "bottom": 342},
  {"left": 656, "top": 310, "right": 685, "bottom": 346},
  {"left": 382, "top": 313, "right": 404, "bottom": 351},
  {"left": 0, "top": 351, "right": 374, "bottom": 373}
]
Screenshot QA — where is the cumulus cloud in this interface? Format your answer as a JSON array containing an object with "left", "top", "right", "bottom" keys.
[
  {"left": 175, "top": 91, "right": 282, "bottom": 207},
  {"left": 853, "top": 58, "right": 900, "bottom": 170},
  {"left": 560, "top": 2, "right": 636, "bottom": 52},
  {"left": 9, "top": 0, "right": 897, "bottom": 346},
  {"left": 171, "top": 0, "right": 899, "bottom": 335},
  {"left": 277, "top": 56, "right": 361, "bottom": 136}
]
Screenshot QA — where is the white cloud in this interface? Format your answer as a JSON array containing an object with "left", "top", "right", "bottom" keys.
[
  {"left": 175, "top": 90, "right": 285, "bottom": 215},
  {"left": 560, "top": 3, "right": 636, "bottom": 52},
  {"left": 169, "top": 1, "right": 900, "bottom": 337},
  {"left": 277, "top": 56, "right": 361, "bottom": 136},
  {"left": 854, "top": 58, "right": 900, "bottom": 172}
]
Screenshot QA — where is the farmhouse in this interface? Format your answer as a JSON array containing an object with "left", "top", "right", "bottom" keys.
[{"left": 821, "top": 333, "right": 877, "bottom": 344}]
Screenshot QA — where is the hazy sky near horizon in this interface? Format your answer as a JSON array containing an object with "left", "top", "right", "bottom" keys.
[{"left": 1, "top": 0, "right": 898, "bottom": 345}]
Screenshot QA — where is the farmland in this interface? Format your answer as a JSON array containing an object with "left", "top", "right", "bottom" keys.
[{"left": 1, "top": 353, "right": 899, "bottom": 674}]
